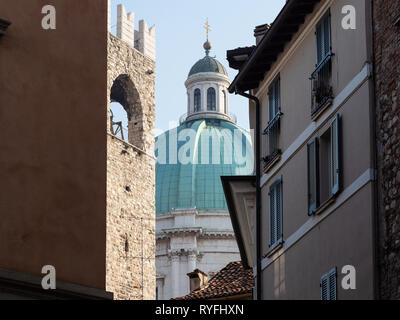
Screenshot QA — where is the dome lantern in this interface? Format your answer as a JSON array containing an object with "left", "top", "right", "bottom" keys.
[{"left": 184, "top": 21, "right": 232, "bottom": 123}]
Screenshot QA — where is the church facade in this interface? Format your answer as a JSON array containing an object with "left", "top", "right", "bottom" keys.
[{"left": 155, "top": 39, "right": 254, "bottom": 300}]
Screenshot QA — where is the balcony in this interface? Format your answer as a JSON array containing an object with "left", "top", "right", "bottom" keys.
[
  {"left": 263, "top": 112, "right": 282, "bottom": 172},
  {"left": 311, "top": 53, "right": 334, "bottom": 119}
]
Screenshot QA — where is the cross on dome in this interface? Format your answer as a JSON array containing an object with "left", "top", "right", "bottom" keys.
[{"left": 203, "top": 19, "right": 212, "bottom": 56}]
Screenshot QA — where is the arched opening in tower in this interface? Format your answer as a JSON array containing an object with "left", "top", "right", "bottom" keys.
[{"left": 110, "top": 74, "right": 143, "bottom": 147}]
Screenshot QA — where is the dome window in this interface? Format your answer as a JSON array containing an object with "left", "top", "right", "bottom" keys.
[
  {"left": 194, "top": 89, "right": 202, "bottom": 112},
  {"left": 207, "top": 87, "right": 216, "bottom": 111}
]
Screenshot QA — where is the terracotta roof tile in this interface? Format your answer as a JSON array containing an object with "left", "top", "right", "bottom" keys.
[{"left": 174, "top": 261, "right": 254, "bottom": 300}]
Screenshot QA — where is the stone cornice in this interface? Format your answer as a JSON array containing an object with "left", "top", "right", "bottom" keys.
[{"left": 162, "top": 227, "right": 203, "bottom": 236}]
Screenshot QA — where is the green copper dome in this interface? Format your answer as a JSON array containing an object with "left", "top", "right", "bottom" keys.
[
  {"left": 188, "top": 55, "right": 228, "bottom": 77},
  {"left": 155, "top": 119, "right": 253, "bottom": 215}
]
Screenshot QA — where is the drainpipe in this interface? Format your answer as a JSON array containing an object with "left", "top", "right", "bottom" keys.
[{"left": 236, "top": 89, "right": 262, "bottom": 300}]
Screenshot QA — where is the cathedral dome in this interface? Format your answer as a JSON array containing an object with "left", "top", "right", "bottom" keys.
[
  {"left": 188, "top": 55, "right": 228, "bottom": 77},
  {"left": 155, "top": 119, "right": 253, "bottom": 215}
]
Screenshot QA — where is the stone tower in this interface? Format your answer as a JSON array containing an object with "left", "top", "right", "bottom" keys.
[{"left": 106, "top": 2, "right": 156, "bottom": 300}]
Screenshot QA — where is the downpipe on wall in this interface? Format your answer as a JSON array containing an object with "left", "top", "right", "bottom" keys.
[{"left": 236, "top": 89, "right": 262, "bottom": 300}]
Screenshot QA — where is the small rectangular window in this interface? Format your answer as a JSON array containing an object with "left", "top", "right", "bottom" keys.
[
  {"left": 269, "top": 178, "right": 283, "bottom": 247},
  {"left": 321, "top": 268, "right": 337, "bottom": 300}
]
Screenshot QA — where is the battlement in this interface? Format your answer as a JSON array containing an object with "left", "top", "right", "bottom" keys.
[{"left": 108, "top": 1, "right": 156, "bottom": 61}]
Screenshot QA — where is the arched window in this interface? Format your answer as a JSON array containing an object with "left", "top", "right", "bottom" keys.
[
  {"left": 223, "top": 90, "right": 227, "bottom": 114},
  {"left": 207, "top": 87, "right": 216, "bottom": 111},
  {"left": 194, "top": 89, "right": 201, "bottom": 112}
]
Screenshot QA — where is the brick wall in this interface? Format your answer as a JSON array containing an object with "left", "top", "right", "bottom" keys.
[{"left": 374, "top": 0, "right": 400, "bottom": 300}]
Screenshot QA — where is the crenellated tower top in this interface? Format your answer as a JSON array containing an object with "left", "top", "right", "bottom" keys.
[{"left": 108, "top": 1, "right": 156, "bottom": 61}]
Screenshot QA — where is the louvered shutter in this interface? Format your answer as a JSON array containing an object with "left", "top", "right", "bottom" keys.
[
  {"left": 321, "top": 268, "right": 337, "bottom": 300},
  {"left": 307, "top": 138, "right": 319, "bottom": 215},
  {"left": 330, "top": 114, "right": 341, "bottom": 196},
  {"left": 275, "top": 77, "right": 281, "bottom": 114},
  {"left": 269, "top": 185, "right": 277, "bottom": 246},
  {"left": 268, "top": 88, "right": 274, "bottom": 122},
  {"left": 276, "top": 180, "right": 282, "bottom": 241},
  {"left": 329, "top": 270, "right": 337, "bottom": 300},
  {"left": 323, "top": 13, "right": 331, "bottom": 58},
  {"left": 316, "top": 23, "right": 323, "bottom": 64},
  {"left": 320, "top": 275, "right": 329, "bottom": 300},
  {"left": 316, "top": 11, "right": 331, "bottom": 64}
]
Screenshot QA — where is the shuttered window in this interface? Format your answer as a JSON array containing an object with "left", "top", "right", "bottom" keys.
[
  {"left": 330, "top": 114, "right": 341, "bottom": 196},
  {"left": 269, "top": 178, "right": 283, "bottom": 247},
  {"left": 316, "top": 11, "right": 331, "bottom": 65},
  {"left": 321, "top": 268, "right": 337, "bottom": 300},
  {"left": 268, "top": 76, "right": 281, "bottom": 121},
  {"left": 307, "top": 138, "right": 319, "bottom": 215},
  {"left": 308, "top": 114, "right": 342, "bottom": 215}
]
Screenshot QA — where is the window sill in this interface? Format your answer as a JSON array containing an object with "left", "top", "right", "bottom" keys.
[
  {"left": 311, "top": 97, "right": 333, "bottom": 122},
  {"left": 315, "top": 196, "right": 336, "bottom": 216},
  {"left": 265, "top": 239, "right": 284, "bottom": 258},
  {"left": 263, "top": 151, "right": 282, "bottom": 173}
]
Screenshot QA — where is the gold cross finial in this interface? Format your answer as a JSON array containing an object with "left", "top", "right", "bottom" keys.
[{"left": 204, "top": 19, "right": 211, "bottom": 41}]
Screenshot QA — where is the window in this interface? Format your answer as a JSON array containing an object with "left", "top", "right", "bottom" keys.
[
  {"left": 194, "top": 89, "right": 201, "bottom": 112},
  {"left": 316, "top": 11, "right": 331, "bottom": 65},
  {"left": 308, "top": 114, "right": 342, "bottom": 215},
  {"left": 311, "top": 10, "right": 333, "bottom": 116},
  {"left": 263, "top": 75, "right": 282, "bottom": 171},
  {"left": 269, "top": 178, "right": 283, "bottom": 248},
  {"left": 321, "top": 268, "right": 337, "bottom": 300},
  {"left": 223, "top": 91, "right": 227, "bottom": 114},
  {"left": 269, "top": 75, "right": 280, "bottom": 120},
  {"left": 207, "top": 87, "right": 216, "bottom": 111}
]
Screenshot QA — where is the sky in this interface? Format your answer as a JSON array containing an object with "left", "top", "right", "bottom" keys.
[{"left": 109, "top": 0, "right": 286, "bottom": 133}]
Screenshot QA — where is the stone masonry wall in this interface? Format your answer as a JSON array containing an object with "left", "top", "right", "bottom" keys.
[
  {"left": 374, "top": 0, "right": 400, "bottom": 300},
  {"left": 106, "top": 33, "right": 156, "bottom": 300}
]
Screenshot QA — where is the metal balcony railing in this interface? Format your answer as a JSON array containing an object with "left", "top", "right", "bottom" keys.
[
  {"left": 311, "top": 53, "right": 333, "bottom": 116},
  {"left": 263, "top": 112, "right": 282, "bottom": 170}
]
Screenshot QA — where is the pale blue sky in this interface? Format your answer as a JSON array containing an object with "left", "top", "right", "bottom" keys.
[{"left": 109, "top": 0, "right": 285, "bottom": 132}]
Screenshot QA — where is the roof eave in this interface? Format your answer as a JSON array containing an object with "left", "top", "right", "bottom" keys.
[{"left": 228, "top": 0, "right": 322, "bottom": 94}]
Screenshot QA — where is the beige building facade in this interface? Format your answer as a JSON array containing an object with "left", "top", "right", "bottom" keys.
[{"left": 225, "top": 0, "right": 377, "bottom": 299}]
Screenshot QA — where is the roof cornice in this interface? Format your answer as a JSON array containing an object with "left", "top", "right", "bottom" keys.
[{"left": 228, "top": 0, "right": 322, "bottom": 93}]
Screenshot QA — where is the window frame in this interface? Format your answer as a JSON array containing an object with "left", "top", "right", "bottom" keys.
[
  {"left": 307, "top": 138, "right": 320, "bottom": 216},
  {"left": 330, "top": 114, "right": 342, "bottom": 196},
  {"left": 207, "top": 87, "right": 216, "bottom": 111},
  {"left": 307, "top": 115, "right": 342, "bottom": 215},
  {"left": 194, "top": 88, "right": 201, "bottom": 112},
  {"left": 269, "top": 177, "right": 283, "bottom": 249}
]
